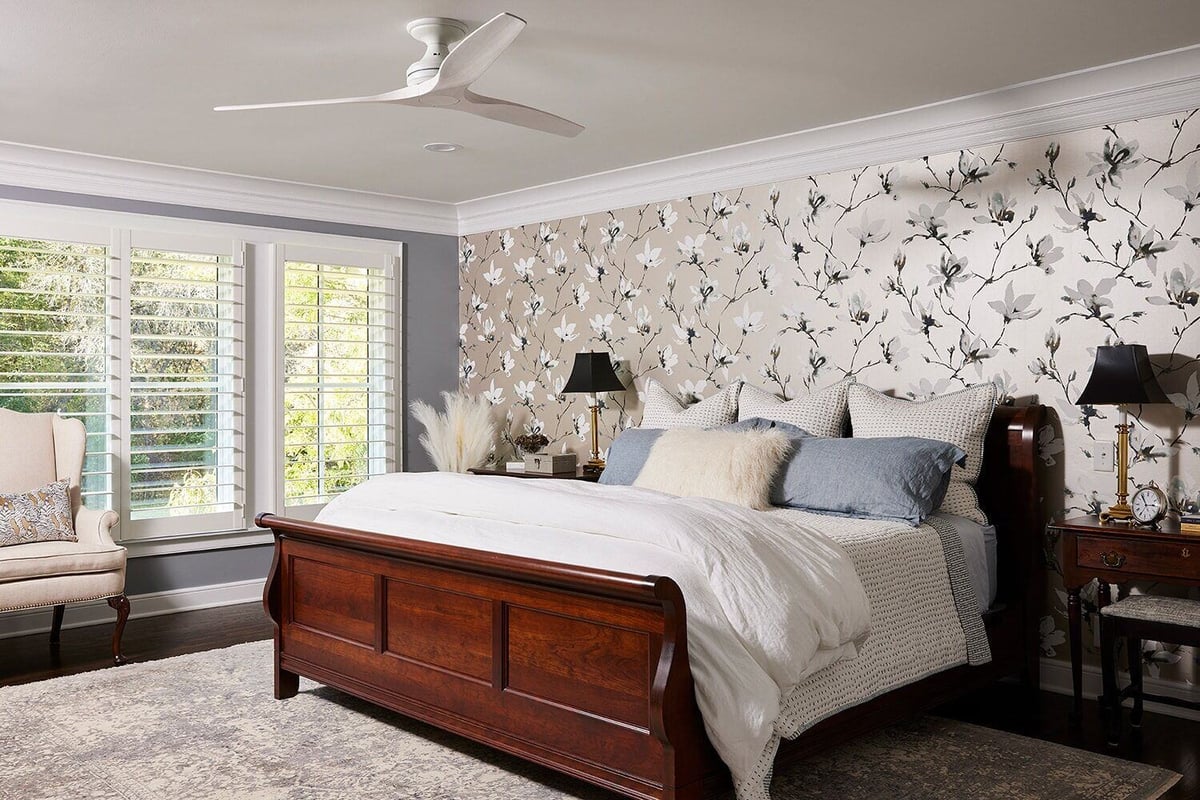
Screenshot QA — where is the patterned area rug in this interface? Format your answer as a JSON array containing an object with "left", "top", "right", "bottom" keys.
[{"left": 0, "top": 641, "right": 1179, "bottom": 800}]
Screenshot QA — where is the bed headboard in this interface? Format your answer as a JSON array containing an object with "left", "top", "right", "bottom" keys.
[{"left": 976, "top": 403, "right": 1047, "bottom": 684}]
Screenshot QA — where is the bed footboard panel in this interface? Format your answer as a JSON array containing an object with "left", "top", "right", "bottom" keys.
[{"left": 260, "top": 517, "right": 718, "bottom": 800}]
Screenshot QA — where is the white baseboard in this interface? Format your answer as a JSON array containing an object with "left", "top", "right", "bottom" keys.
[
  {"left": 1039, "top": 656, "right": 1200, "bottom": 722},
  {"left": 0, "top": 577, "right": 265, "bottom": 640}
]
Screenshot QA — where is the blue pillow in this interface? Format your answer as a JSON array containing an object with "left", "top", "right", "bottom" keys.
[
  {"left": 601, "top": 419, "right": 810, "bottom": 485},
  {"left": 598, "top": 427, "right": 663, "bottom": 485},
  {"left": 721, "top": 417, "right": 813, "bottom": 438},
  {"left": 772, "top": 436, "right": 966, "bottom": 525}
]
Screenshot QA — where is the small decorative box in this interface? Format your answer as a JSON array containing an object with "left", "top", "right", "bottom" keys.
[{"left": 523, "top": 452, "right": 578, "bottom": 474}]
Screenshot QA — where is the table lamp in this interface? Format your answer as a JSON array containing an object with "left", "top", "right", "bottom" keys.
[
  {"left": 1075, "top": 344, "right": 1168, "bottom": 523},
  {"left": 562, "top": 351, "right": 625, "bottom": 475}
]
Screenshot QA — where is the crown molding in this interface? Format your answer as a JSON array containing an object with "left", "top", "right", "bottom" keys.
[
  {"left": 4, "top": 45, "right": 1200, "bottom": 239},
  {"left": 0, "top": 141, "right": 459, "bottom": 236},
  {"left": 456, "top": 44, "right": 1200, "bottom": 235}
]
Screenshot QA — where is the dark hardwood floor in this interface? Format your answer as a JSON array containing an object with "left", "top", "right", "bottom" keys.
[
  {"left": 1, "top": 603, "right": 1196, "bottom": 798},
  {"left": 0, "top": 602, "right": 272, "bottom": 687}
]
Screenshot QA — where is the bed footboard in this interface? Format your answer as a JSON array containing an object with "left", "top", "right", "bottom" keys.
[{"left": 257, "top": 513, "right": 719, "bottom": 800}]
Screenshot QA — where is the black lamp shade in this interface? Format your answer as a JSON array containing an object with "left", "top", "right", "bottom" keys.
[
  {"left": 562, "top": 351, "right": 625, "bottom": 394},
  {"left": 1075, "top": 344, "right": 1168, "bottom": 406}
]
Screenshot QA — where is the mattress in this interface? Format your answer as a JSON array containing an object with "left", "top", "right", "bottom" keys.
[
  {"left": 764, "top": 507, "right": 992, "bottom": 758},
  {"left": 931, "top": 512, "right": 998, "bottom": 611},
  {"left": 319, "top": 474, "right": 987, "bottom": 800}
]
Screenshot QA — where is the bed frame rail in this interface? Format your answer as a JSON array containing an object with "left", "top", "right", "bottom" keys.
[{"left": 257, "top": 514, "right": 716, "bottom": 800}]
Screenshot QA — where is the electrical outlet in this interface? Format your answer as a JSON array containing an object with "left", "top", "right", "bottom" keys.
[{"left": 1095, "top": 441, "right": 1114, "bottom": 472}]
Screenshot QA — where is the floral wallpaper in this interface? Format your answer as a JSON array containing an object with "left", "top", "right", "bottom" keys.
[{"left": 459, "top": 109, "right": 1200, "bottom": 687}]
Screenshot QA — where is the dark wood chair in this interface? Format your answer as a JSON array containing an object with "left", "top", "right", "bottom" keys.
[{"left": 1100, "top": 594, "right": 1200, "bottom": 746}]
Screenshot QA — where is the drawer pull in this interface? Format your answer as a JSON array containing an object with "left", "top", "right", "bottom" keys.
[
  {"left": 1184, "top": 548, "right": 1191, "bottom": 558},
  {"left": 1100, "top": 551, "right": 1127, "bottom": 569}
]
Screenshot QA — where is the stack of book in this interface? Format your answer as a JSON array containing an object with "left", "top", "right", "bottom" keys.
[{"left": 1182, "top": 512, "right": 1200, "bottom": 535}]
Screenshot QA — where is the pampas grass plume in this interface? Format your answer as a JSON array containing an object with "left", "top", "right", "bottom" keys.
[{"left": 410, "top": 391, "right": 496, "bottom": 472}]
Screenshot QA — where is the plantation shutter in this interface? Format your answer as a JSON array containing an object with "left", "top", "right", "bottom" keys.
[
  {"left": 0, "top": 226, "right": 116, "bottom": 510},
  {"left": 122, "top": 232, "right": 245, "bottom": 538},
  {"left": 281, "top": 246, "right": 396, "bottom": 514}
]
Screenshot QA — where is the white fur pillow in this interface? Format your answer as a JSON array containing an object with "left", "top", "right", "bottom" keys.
[
  {"left": 638, "top": 379, "right": 740, "bottom": 429},
  {"left": 633, "top": 428, "right": 793, "bottom": 510}
]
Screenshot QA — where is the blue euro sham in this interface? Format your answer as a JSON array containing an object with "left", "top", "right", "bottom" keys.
[
  {"left": 772, "top": 434, "right": 966, "bottom": 525},
  {"left": 598, "top": 427, "right": 664, "bottom": 485}
]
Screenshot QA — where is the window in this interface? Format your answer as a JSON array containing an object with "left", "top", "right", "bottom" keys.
[
  {"left": 281, "top": 248, "right": 396, "bottom": 513},
  {"left": 0, "top": 204, "right": 402, "bottom": 551},
  {"left": 0, "top": 228, "right": 244, "bottom": 539},
  {"left": 123, "top": 234, "right": 244, "bottom": 537},
  {"left": 0, "top": 231, "right": 116, "bottom": 510}
]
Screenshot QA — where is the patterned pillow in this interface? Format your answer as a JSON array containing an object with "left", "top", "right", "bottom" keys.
[
  {"left": 847, "top": 383, "right": 997, "bottom": 524},
  {"left": 737, "top": 377, "right": 855, "bottom": 438},
  {"left": 0, "top": 478, "right": 76, "bottom": 547},
  {"left": 638, "top": 379, "right": 740, "bottom": 429}
]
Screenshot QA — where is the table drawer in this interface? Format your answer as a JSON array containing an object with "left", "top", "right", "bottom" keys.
[{"left": 1076, "top": 535, "right": 1197, "bottom": 580}]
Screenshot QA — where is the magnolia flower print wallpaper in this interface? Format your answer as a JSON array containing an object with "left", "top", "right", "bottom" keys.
[{"left": 459, "top": 108, "right": 1200, "bottom": 686}]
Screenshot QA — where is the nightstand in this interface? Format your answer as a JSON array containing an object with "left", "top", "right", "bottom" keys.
[
  {"left": 468, "top": 465, "right": 600, "bottom": 482},
  {"left": 1052, "top": 514, "right": 1198, "bottom": 718}
]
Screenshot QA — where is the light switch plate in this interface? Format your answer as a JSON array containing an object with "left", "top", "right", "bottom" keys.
[{"left": 1095, "top": 441, "right": 1114, "bottom": 472}]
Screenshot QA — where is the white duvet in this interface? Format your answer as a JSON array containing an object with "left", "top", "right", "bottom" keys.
[{"left": 318, "top": 473, "right": 871, "bottom": 795}]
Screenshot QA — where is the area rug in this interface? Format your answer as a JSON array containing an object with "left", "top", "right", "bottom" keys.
[{"left": 0, "top": 641, "right": 1179, "bottom": 800}]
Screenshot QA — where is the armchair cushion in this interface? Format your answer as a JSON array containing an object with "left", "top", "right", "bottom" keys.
[
  {"left": 0, "top": 539, "right": 124, "bottom": 582},
  {"left": 0, "top": 479, "right": 76, "bottom": 547}
]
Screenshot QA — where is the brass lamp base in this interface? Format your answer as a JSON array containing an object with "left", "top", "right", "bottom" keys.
[
  {"left": 584, "top": 400, "right": 605, "bottom": 475},
  {"left": 1099, "top": 503, "right": 1133, "bottom": 524},
  {"left": 1100, "top": 410, "right": 1133, "bottom": 525}
]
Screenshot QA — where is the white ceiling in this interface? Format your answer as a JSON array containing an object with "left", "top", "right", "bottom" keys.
[{"left": 5, "top": 1, "right": 1200, "bottom": 205}]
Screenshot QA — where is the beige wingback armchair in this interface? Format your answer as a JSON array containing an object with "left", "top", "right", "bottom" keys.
[{"left": 0, "top": 409, "right": 128, "bottom": 663}]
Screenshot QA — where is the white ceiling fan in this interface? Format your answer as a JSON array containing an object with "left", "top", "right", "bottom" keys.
[{"left": 214, "top": 12, "right": 583, "bottom": 138}]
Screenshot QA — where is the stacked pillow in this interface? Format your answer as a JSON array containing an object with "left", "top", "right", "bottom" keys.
[
  {"left": 638, "top": 379, "right": 741, "bottom": 428},
  {"left": 736, "top": 377, "right": 854, "bottom": 438},
  {"left": 846, "top": 383, "right": 997, "bottom": 524},
  {"left": 608, "top": 377, "right": 996, "bottom": 525}
]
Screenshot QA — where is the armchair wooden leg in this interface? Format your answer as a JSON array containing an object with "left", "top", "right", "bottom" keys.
[
  {"left": 49, "top": 604, "right": 65, "bottom": 645},
  {"left": 107, "top": 594, "right": 130, "bottom": 665}
]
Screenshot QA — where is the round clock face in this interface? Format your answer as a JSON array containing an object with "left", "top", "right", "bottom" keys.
[{"left": 1130, "top": 486, "right": 1166, "bottom": 525}]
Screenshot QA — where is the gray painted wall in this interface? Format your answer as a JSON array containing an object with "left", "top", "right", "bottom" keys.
[
  {"left": 123, "top": 545, "right": 275, "bottom": 595},
  {"left": 0, "top": 184, "right": 458, "bottom": 596}
]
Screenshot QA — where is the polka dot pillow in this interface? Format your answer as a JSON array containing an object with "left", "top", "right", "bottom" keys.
[
  {"left": 737, "top": 377, "right": 855, "bottom": 438},
  {"left": 639, "top": 379, "right": 740, "bottom": 429},
  {"left": 847, "top": 382, "right": 997, "bottom": 524}
]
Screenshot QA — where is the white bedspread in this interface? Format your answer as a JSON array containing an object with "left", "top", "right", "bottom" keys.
[{"left": 318, "top": 473, "right": 870, "bottom": 796}]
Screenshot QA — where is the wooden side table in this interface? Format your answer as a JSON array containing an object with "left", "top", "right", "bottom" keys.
[
  {"left": 468, "top": 465, "right": 601, "bottom": 482},
  {"left": 1052, "top": 514, "right": 1199, "bottom": 718}
]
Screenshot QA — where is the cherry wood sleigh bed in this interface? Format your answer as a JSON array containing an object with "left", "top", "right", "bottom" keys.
[{"left": 256, "top": 404, "right": 1046, "bottom": 800}]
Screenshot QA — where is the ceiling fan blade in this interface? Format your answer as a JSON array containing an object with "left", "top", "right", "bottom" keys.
[
  {"left": 434, "top": 12, "right": 526, "bottom": 90},
  {"left": 458, "top": 90, "right": 583, "bottom": 137},
  {"left": 214, "top": 85, "right": 423, "bottom": 112}
]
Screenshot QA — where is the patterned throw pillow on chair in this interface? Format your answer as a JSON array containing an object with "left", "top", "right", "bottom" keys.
[
  {"left": 638, "top": 379, "right": 741, "bottom": 429},
  {"left": 0, "top": 478, "right": 76, "bottom": 547}
]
